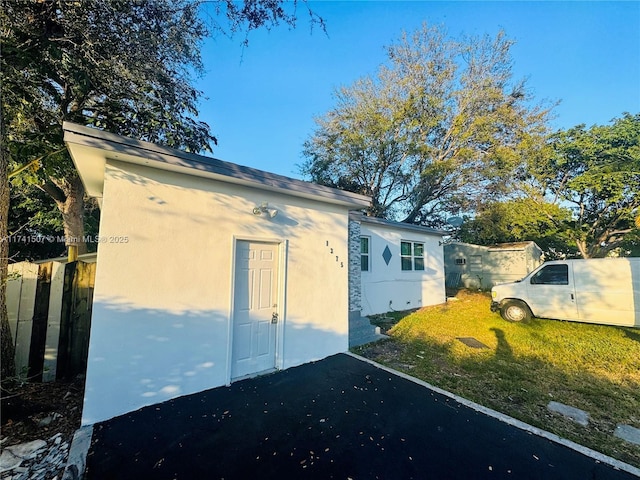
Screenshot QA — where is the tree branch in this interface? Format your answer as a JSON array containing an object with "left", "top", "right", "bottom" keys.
[{"left": 38, "top": 180, "right": 67, "bottom": 204}]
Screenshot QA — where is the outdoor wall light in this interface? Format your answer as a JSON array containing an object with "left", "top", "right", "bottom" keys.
[{"left": 252, "top": 202, "right": 278, "bottom": 218}]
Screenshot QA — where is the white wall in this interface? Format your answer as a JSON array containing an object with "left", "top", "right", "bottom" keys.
[
  {"left": 359, "top": 223, "right": 445, "bottom": 316},
  {"left": 82, "top": 161, "right": 351, "bottom": 425}
]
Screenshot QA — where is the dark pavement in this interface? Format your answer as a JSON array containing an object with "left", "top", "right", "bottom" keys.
[{"left": 85, "top": 353, "right": 638, "bottom": 479}]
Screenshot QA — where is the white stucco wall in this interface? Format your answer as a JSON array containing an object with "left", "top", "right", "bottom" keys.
[
  {"left": 82, "top": 161, "right": 352, "bottom": 425},
  {"left": 359, "top": 222, "right": 445, "bottom": 316}
]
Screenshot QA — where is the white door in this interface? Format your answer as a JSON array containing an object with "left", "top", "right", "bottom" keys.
[{"left": 231, "top": 241, "right": 279, "bottom": 379}]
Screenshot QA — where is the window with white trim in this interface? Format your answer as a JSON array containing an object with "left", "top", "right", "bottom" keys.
[
  {"left": 401, "top": 241, "right": 425, "bottom": 271},
  {"left": 360, "top": 236, "right": 370, "bottom": 271}
]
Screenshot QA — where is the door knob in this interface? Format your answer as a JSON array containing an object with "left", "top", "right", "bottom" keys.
[{"left": 271, "top": 312, "right": 279, "bottom": 324}]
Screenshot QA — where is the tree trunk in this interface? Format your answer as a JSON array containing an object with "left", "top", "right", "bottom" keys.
[
  {"left": 0, "top": 114, "right": 16, "bottom": 381},
  {"left": 51, "top": 176, "right": 88, "bottom": 255}
]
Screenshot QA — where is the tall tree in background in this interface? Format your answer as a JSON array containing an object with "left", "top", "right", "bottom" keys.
[
  {"left": 531, "top": 113, "right": 640, "bottom": 258},
  {"left": 1, "top": 0, "right": 323, "bottom": 380},
  {"left": 460, "top": 113, "right": 640, "bottom": 258},
  {"left": 3, "top": 0, "right": 215, "bottom": 257},
  {"left": 457, "top": 198, "right": 574, "bottom": 258},
  {"left": 301, "top": 24, "right": 552, "bottom": 225}
]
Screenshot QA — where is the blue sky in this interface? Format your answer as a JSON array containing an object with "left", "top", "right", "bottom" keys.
[{"left": 195, "top": 1, "right": 640, "bottom": 178}]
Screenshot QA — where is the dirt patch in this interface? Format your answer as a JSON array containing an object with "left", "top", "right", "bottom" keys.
[{"left": 1, "top": 378, "right": 84, "bottom": 448}]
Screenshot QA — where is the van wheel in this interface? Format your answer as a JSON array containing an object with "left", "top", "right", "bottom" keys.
[{"left": 500, "top": 300, "right": 532, "bottom": 323}]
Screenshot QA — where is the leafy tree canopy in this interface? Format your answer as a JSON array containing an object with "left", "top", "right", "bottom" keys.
[
  {"left": 457, "top": 198, "right": 574, "bottom": 259},
  {"left": 2, "top": 0, "right": 322, "bottom": 255},
  {"left": 301, "top": 23, "right": 552, "bottom": 227},
  {"left": 460, "top": 113, "right": 640, "bottom": 259},
  {"left": 531, "top": 113, "right": 640, "bottom": 258}
]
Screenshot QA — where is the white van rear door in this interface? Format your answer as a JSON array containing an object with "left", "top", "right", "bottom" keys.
[
  {"left": 526, "top": 264, "right": 579, "bottom": 320},
  {"left": 574, "top": 259, "right": 635, "bottom": 326}
]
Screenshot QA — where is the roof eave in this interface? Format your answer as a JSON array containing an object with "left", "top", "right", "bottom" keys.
[
  {"left": 63, "top": 122, "right": 371, "bottom": 209},
  {"left": 352, "top": 212, "right": 446, "bottom": 236}
]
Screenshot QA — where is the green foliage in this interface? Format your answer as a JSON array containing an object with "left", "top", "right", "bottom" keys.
[
  {"left": 3, "top": 0, "right": 216, "bottom": 159},
  {"left": 2, "top": 0, "right": 322, "bottom": 259},
  {"left": 458, "top": 198, "right": 574, "bottom": 258},
  {"left": 458, "top": 114, "right": 640, "bottom": 258},
  {"left": 532, "top": 113, "right": 640, "bottom": 258},
  {"left": 301, "top": 24, "right": 552, "bottom": 227},
  {"left": 7, "top": 182, "right": 100, "bottom": 261}
]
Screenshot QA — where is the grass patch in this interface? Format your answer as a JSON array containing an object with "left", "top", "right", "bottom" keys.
[{"left": 353, "top": 290, "right": 640, "bottom": 468}]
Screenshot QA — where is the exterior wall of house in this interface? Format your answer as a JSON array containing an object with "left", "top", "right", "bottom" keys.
[
  {"left": 359, "top": 222, "right": 445, "bottom": 316},
  {"left": 81, "top": 160, "right": 352, "bottom": 425}
]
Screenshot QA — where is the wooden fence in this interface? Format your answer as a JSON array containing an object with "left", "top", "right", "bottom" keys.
[{"left": 7, "top": 260, "right": 96, "bottom": 382}]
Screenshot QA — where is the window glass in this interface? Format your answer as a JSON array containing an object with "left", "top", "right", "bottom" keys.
[
  {"left": 360, "top": 237, "right": 370, "bottom": 271},
  {"left": 530, "top": 264, "right": 569, "bottom": 285},
  {"left": 360, "top": 237, "right": 369, "bottom": 254},
  {"left": 401, "top": 241, "right": 425, "bottom": 271},
  {"left": 401, "top": 257, "right": 413, "bottom": 271}
]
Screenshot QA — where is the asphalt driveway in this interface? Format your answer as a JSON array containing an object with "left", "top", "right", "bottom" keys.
[{"left": 85, "top": 353, "right": 638, "bottom": 479}]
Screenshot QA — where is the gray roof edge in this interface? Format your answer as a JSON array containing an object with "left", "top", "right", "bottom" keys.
[
  {"left": 446, "top": 241, "right": 541, "bottom": 251},
  {"left": 351, "top": 213, "right": 446, "bottom": 236},
  {"left": 487, "top": 241, "right": 540, "bottom": 251},
  {"left": 63, "top": 122, "right": 371, "bottom": 207}
]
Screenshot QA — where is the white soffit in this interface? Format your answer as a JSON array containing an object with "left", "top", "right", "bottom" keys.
[{"left": 63, "top": 122, "right": 371, "bottom": 209}]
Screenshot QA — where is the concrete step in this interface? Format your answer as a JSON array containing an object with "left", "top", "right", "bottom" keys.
[
  {"left": 349, "top": 315, "right": 387, "bottom": 348},
  {"left": 349, "top": 330, "right": 387, "bottom": 348}
]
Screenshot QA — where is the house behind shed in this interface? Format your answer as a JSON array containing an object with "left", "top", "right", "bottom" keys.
[
  {"left": 63, "top": 123, "right": 370, "bottom": 425},
  {"left": 444, "top": 241, "right": 544, "bottom": 290},
  {"left": 349, "top": 214, "right": 446, "bottom": 317}
]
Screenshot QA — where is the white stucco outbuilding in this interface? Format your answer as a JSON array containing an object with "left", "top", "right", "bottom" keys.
[
  {"left": 444, "top": 241, "right": 544, "bottom": 290},
  {"left": 63, "top": 123, "right": 370, "bottom": 425}
]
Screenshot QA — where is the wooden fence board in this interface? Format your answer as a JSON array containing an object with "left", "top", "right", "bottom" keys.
[
  {"left": 6, "top": 260, "right": 96, "bottom": 382},
  {"left": 56, "top": 261, "right": 96, "bottom": 380},
  {"left": 43, "top": 262, "right": 66, "bottom": 382},
  {"left": 12, "top": 262, "right": 40, "bottom": 375},
  {"left": 27, "top": 262, "right": 53, "bottom": 381}
]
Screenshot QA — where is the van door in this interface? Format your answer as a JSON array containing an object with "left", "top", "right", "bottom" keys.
[{"left": 526, "top": 263, "right": 579, "bottom": 320}]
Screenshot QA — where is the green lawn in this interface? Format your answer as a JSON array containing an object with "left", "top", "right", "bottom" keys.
[{"left": 353, "top": 290, "right": 640, "bottom": 468}]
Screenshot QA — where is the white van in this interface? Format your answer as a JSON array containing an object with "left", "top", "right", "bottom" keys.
[{"left": 490, "top": 258, "right": 640, "bottom": 327}]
